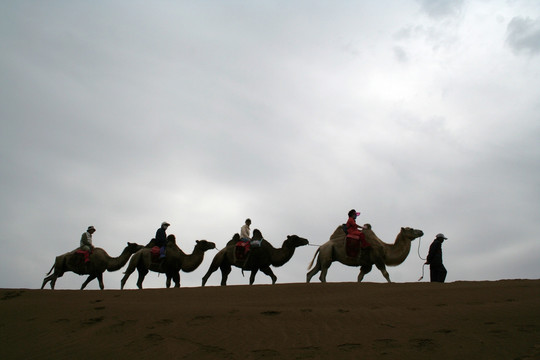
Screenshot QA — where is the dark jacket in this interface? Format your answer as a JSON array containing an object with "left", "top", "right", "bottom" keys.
[
  {"left": 427, "top": 239, "right": 443, "bottom": 265},
  {"left": 155, "top": 227, "right": 167, "bottom": 247}
]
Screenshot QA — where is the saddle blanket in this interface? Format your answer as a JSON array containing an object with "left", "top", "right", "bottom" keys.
[
  {"left": 75, "top": 250, "right": 90, "bottom": 263},
  {"left": 235, "top": 241, "right": 250, "bottom": 261},
  {"left": 346, "top": 232, "right": 369, "bottom": 258},
  {"left": 151, "top": 246, "right": 161, "bottom": 263}
]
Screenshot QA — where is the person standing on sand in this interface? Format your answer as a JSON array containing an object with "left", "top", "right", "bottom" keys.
[
  {"left": 80, "top": 226, "right": 96, "bottom": 252},
  {"left": 426, "top": 233, "right": 448, "bottom": 283}
]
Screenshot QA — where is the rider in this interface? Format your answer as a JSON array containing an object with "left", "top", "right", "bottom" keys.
[
  {"left": 240, "top": 218, "right": 251, "bottom": 242},
  {"left": 346, "top": 210, "right": 364, "bottom": 238},
  {"left": 346, "top": 209, "right": 370, "bottom": 248},
  {"left": 80, "top": 226, "right": 96, "bottom": 252},
  {"left": 155, "top": 222, "right": 170, "bottom": 259},
  {"left": 78, "top": 225, "right": 96, "bottom": 263}
]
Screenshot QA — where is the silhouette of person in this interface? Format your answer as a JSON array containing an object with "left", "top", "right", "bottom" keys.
[
  {"left": 426, "top": 233, "right": 448, "bottom": 282},
  {"left": 155, "top": 222, "right": 170, "bottom": 259}
]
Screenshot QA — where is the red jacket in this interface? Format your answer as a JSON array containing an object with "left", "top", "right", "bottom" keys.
[{"left": 346, "top": 217, "right": 362, "bottom": 237}]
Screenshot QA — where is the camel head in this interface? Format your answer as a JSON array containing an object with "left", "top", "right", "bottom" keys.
[
  {"left": 127, "top": 242, "right": 144, "bottom": 253},
  {"left": 195, "top": 240, "right": 217, "bottom": 252},
  {"left": 284, "top": 235, "right": 309, "bottom": 248},
  {"left": 400, "top": 227, "right": 424, "bottom": 241}
]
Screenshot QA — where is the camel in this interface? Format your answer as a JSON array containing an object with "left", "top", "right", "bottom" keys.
[
  {"left": 41, "top": 242, "right": 143, "bottom": 290},
  {"left": 201, "top": 230, "right": 309, "bottom": 286},
  {"left": 306, "top": 224, "right": 424, "bottom": 283},
  {"left": 120, "top": 236, "right": 216, "bottom": 289}
]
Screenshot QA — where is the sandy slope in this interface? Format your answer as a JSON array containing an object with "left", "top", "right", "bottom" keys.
[{"left": 1, "top": 280, "right": 539, "bottom": 360}]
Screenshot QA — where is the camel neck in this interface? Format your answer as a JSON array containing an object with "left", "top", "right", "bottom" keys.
[{"left": 384, "top": 233, "right": 412, "bottom": 266}]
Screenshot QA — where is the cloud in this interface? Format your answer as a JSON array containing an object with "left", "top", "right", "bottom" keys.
[
  {"left": 416, "top": 0, "right": 464, "bottom": 20},
  {"left": 506, "top": 16, "right": 540, "bottom": 55},
  {"left": 1, "top": 1, "right": 539, "bottom": 289},
  {"left": 393, "top": 46, "right": 408, "bottom": 63}
]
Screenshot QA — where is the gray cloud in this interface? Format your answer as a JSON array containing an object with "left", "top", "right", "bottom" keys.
[
  {"left": 416, "top": 0, "right": 464, "bottom": 19},
  {"left": 393, "top": 46, "right": 408, "bottom": 63},
  {"left": 1, "top": 1, "right": 539, "bottom": 289},
  {"left": 506, "top": 16, "right": 540, "bottom": 55}
]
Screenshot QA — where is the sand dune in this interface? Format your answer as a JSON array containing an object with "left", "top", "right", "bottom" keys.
[{"left": 1, "top": 280, "right": 539, "bottom": 359}]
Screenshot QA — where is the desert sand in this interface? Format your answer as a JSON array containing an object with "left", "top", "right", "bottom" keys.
[{"left": 1, "top": 280, "right": 539, "bottom": 359}]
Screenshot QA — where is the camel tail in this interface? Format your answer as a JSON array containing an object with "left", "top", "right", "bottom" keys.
[{"left": 307, "top": 248, "right": 320, "bottom": 271}]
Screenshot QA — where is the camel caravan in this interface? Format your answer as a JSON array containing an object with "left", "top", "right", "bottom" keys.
[{"left": 42, "top": 213, "right": 425, "bottom": 290}]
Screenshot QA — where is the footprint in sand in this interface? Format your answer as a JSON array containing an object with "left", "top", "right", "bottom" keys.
[
  {"left": 105, "top": 319, "right": 138, "bottom": 334},
  {"left": 251, "top": 349, "right": 280, "bottom": 358},
  {"left": 188, "top": 315, "right": 213, "bottom": 326},
  {"left": 145, "top": 333, "right": 164, "bottom": 342},
  {"left": 261, "top": 311, "right": 281, "bottom": 316},
  {"left": 81, "top": 316, "right": 104, "bottom": 326},
  {"left": 409, "top": 338, "right": 436, "bottom": 350},
  {"left": 373, "top": 338, "right": 400, "bottom": 350},
  {"left": 1, "top": 291, "right": 24, "bottom": 300},
  {"left": 338, "top": 343, "right": 363, "bottom": 352}
]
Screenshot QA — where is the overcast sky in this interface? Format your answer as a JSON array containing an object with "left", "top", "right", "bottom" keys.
[{"left": 1, "top": 0, "right": 539, "bottom": 290}]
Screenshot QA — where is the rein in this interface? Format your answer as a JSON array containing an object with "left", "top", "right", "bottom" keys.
[
  {"left": 417, "top": 236, "right": 427, "bottom": 281},
  {"left": 417, "top": 236, "right": 426, "bottom": 261}
]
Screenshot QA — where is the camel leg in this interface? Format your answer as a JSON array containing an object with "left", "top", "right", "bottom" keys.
[
  {"left": 202, "top": 252, "right": 224, "bottom": 286},
  {"left": 202, "top": 262, "right": 222, "bottom": 286},
  {"left": 317, "top": 256, "right": 333, "bottom": 283},
  {"left": 306, "top": 259, "right": 321, "bottom": 283},
  {"left": 220, "top": 263, "right": 232, "bottom": 286},
  {"left": 136, "top": 268, "right": 149, "bottom": 289},
  {"left": 120, "top": 272, "right": 132, "bottom": 290},
  {"left": 202, "top": 268, "right": 214, "bottom": 286},
  {"left": 260, "top": 267, "right": 277, "bottom": 284},
  {"left": 120, "top": 265, "right": 138, "bottom": 290},
  {"left": 97, "top": 273, "right": 104, "bottom": 290},
  {"left": 375, "top": 262, "right": 391, "bottom": 283},
  {"left": 81, "top": 274, "right": 96, "bottom": 290},
  {"left": 358, "top": 264, "right": 373, "bottom": 282},
  {"left": 312, "top": 246, "right": 332, "bottom": 283},
  {"left": 42, "top": 274, "right": 57, "bottom": 290},
  {"left": 171, "top": 272, "right": 180, "bottom": 288},
  {"left": 166, "top": 274, "right": 172, "bottom": 288},
  {"left": 249, "top": 269, "right": 258, "bottom": 285},
  {"left": 50, "top": 275, "right": 58, "bottom": 289}
]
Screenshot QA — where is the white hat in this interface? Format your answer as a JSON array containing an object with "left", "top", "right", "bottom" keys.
[
  {"left": 87, "top": 226, "right": 96, "bottom": 231},
  {"left": 161, "top": 221, "right": 170, "bottom": 227},
  {"left": 436, "top": 233, "right": 447, "bottom": 239}
]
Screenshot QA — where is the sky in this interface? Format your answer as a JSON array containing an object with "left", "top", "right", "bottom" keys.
[{"left": 1, "top": 0, "right": 539, "bottom": 290}]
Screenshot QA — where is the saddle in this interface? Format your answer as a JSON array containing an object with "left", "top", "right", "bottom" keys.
[
  {"left": 75, "top": 249, "right": 91, "bottom": 263},
  {"left": 235, "top": 241, "right": 250, "bottom": 262},
  {"left": 346, "top": 232, "right": 370, "bottom": 258},
  {"left": 150, "top": 246, "right": 161, "bottom": 263}
]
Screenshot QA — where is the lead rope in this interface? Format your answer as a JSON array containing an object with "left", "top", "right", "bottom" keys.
[{"left": 417, "top": 236, "right": 427, "bottom": 281}]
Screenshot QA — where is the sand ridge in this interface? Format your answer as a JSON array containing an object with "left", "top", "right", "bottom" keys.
[{"left": 1, "top": 280, "right": 539, "bottom": 359}]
